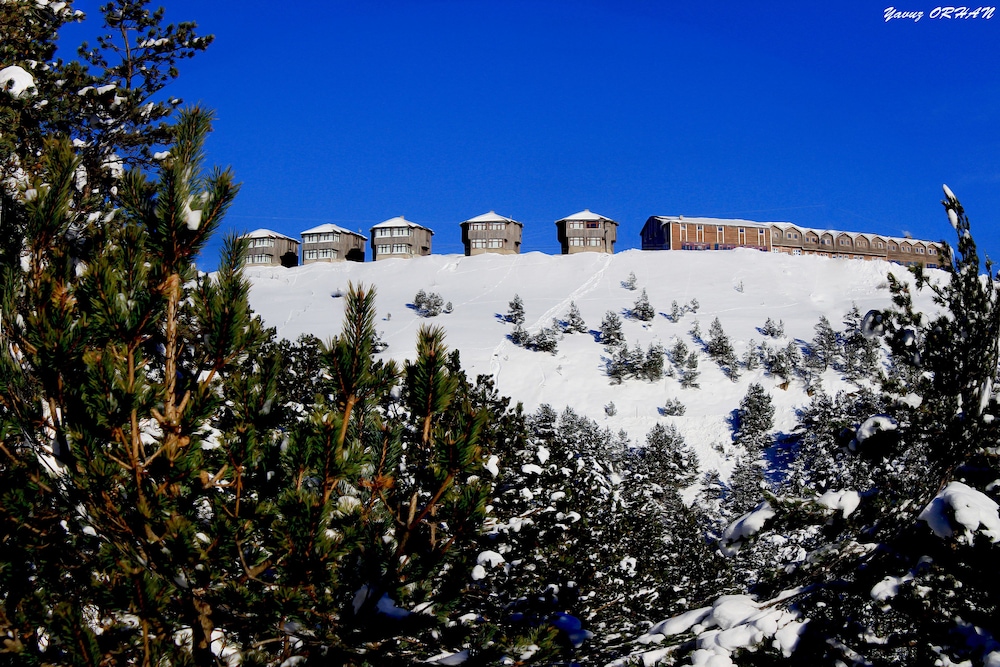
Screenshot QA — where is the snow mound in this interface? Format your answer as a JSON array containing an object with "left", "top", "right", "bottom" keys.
[
  {"left": 919, "top": 481, "right": 1000, "bottom": 543},
  {"left": 719, "top": 501, "right": 775, "bottom": 556},
  {"left": 817, "top": 489, "right": 861, "bottom": 518},
  {"left": 0, "top": 65, "right": 36, "bottom": 98},
  {"left": 635, "top": 593, "right": 806, "bottom": 666}
]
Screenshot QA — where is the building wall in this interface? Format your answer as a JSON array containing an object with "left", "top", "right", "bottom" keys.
[
  {"left": 666, "top": 221, "right": 770, "bottom": 252},
  {"left": 649, "top": 217, "right": 943, "bottom": 270},
  {"left": 371, "top": 226, "right": 433, "bottom": 260},
  {"left": 462, "top": 222, "right": 522, "bottom": 256},
  {"left": 244, "top": 236, "right": 299, "bottom": 267},
  {"left": 301, "top": 232, "right": 366, "bottom": 264},
  {"left": 557, "top": 221, "right": 617, "bottom": 254}
]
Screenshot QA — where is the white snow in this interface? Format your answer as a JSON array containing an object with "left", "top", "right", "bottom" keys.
[
  {"left": 817, "top": 489, "right": 861, "bottom": 518},
  {"left": 719, "top": 501, "right": 775, "bottom": 556},
  {"left": 245, "top": 249, "right": 941, "bottom": 474},
  {"left": 919, "top": 481, "right": 1000, "bottom": 543},
  {"left": 851, "top": 414, "right": 897, "bottom": 450},
  {"left": 0, "top": 65, "right": 36, "bottom": 98},
  {"left": 634, "top": 592, "right": 804, "bottom": 666}
]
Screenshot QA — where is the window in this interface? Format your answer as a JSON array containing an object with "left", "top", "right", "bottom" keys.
[
  {"left": 568, "top": 221, "right": 584, "bottom": 230},
  {"left": 489, "top": 222, "right": 505, "bottom": 230},
  {"left": 248, "top": 254, "right": 271, "bottom": 264},
  {"left": 471, "top": 239, "right": 487, "bottom": 249},
  {"left": 376, "top": 244, "right": 391, "bottom": 254},
  {"left": 470, "top": 223, "right": 486, "bottom": 231},
  {"left": 840, "top": 238, "right": 850, "bottom": 246},
  {"left": 587, "top": 237, "right": 602, "bottom": 246},
  {"left": 586, "top": 221, "right": 600, "bottom": 229},
  {"left": 488, "top": 238, "right": 503, "bottom": 248},
  {"left": 392, "top": 244, "right": 409, "bottom": 254},
  {"left": 792, "top": 249, "right": 802, "bottom": 255},
  {"left": 249, "top": 237, "right": 274, "bottom": 248},
  {"left": 738, "top": 228, "right": 746, "bottom": 244},
  {"left": 568, "top": 237, "right": 584, "bottom": 246},
  {"left": 916, "top": 247, "right": 925, "bottom": 254},
  {"left": 821, "top": 238, "right": 832, "bottom": 245},
  {"left": 375, "top": 227, "right": 410, "bottom": 237},
  {"left": 304, "top": 249, "right": 317, "bottom": 260},
  {"left": 319, "top": 248, "right": 335, "bottom": 259},
  {"left": 889, "top": 243, "right": 898, "bottom": 251}
]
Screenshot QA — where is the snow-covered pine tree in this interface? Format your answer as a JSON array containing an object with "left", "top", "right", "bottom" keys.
[
  {"left": 842, "top": 303, "right": 880, "bottom": 382},
  {"left": 624, "top": 190, "right": 1000, "bottom": 667},
  {"left": 622, "top": 271, "right": 638, "bottom": 290},
  {"left": 564, "top": 300, "right": 588, "bottom": 333},
  {"left": 761, "top": 317, "right": 785, "bottom": 338},
  {"left": 707, "top": 317, "right": 740, "bottom": 380},
  {"left": 507, "top": 293, "right": 526, "bottom": 325},
  {"left": 809, "top": 315, "right": 840, "bottom": 371},
  {"left": 599, "top": 310, "right": 625, "bottom": 348},
  {"left": 0, "top": 110, "right": 501, "bottom": 666},
  {"left": 0, "top": 0, "right": 212, "bottom": 196},
  {"left": 733, "top": 382, "right": 775, "bottom": 455},
  {"left": 631, "top": 288, "right": 655, "bottom": 321}
]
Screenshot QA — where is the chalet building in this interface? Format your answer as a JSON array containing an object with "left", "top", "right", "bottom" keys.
[
  {"left": 241, "top": 229, "right": 299, "bottom": 268},
  {"left": 556, "top": 209, "right": 618, "bottom": 254},
  {"left": 370, "top": 216, "right": 433, "bottom": 261},
  {"left": 769, "top": 223, "right": 941, "bottom": 268},
  {"left": 460, "top": 211, "right": 523, "bottom": 256},
  {"left": 642, "top": 216, "right": 941, "bottom": 269},
  {"left": 300, "top": 223, "right": 366, "bottom": 264},
  {"left": 641, "top": 216, "right": 771, "bottom": 252}
]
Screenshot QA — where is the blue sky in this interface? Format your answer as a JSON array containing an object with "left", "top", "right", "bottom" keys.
[{"left": 69, "top": 1, "right": 1000, "bottom": 268}]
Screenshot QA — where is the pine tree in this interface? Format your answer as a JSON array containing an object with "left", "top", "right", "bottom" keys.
[
  {"left": 669, "top": 300, "right": 683, "bottom": 322},
  {"left": 707, "top": 317, "right": 739, "bottom": 380},
  {"left": 643, "top": 342, "right": 666, "bottom": 381},
  {"left": 734, "top": 383, "right": 775, "bottom": 454},
  {"left": 507, "top": 293, "right": 525, "bottom": 325},
  {"left": 622, "top": 271, "right": 638, "bottom": 290},
  {"left": 809, "top": 314, "right": 840, "bottom": 370},
  {"left": 624, "top": 190, "right": 1000, "bottom": 667},
  {"left": 0, "top": 110, "right": 500, "bottom": 666},
  {"left": 631, "top": 288, "right": 655, "bottom": 321},
  {"left": 599, "top": 310, "right": 625, "bottom": 348},
  {"left": 681, "top": 351, "right": 700, "bottom": 389},
  {"left": 761, "top": 317, "right": 785, "bottom": 338},
  {"left": 842, "top": 303, "right": 880, "bottom": 382},
  {"left": 564, "top": 300, "right": 588, "bottom": 333},
  {"left": 1, "top": 0, "right": 212, "bottom": 196}
]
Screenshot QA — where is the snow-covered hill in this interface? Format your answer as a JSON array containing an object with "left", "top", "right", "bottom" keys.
[{"left": 245, "top": 249, "right": 940, "bottom": 478}]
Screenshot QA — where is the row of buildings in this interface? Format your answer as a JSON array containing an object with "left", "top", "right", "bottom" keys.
[{"left": 242, "top": 211, "right": 942, "bottom": 270}]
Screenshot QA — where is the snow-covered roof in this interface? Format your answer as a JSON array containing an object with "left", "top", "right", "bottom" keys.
[
  {"left": 776, "top": 224, "right": 938, "bottom": 247},
  {"left": 371, "top": 216, "right": 434, "bottom": 233},
  {"left": 242, "top": 229, "right": 298, "bottom": 242},
  {"left": 462, "top": 211, "right": 522, "bottom": 226},
  {"left": 300, "top": 223, "right": 365, "bottom": 238},
  {"left": 556, "top": 209, "right": 617, "bottom": 224}
]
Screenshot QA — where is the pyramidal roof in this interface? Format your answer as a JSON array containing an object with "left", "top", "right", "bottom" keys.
[
  {"left": 300, "top": 222, "right": 364, "bottom": 237},
  {"left": 556, "top": 209, "right": 617, "bottom": 224},
  {"left": 242, "top": 228, "right": 297, "bottom": 242},
  {"left": 462, "top": 211, "right": 522, "bottom": 225},
  {"left": 371, "top": 216, "right": 433, "bottom": 232}
]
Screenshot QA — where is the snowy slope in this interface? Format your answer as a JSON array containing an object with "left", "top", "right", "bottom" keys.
[{"left": 245, "top": 249, "right": 941, "bottom": 477}]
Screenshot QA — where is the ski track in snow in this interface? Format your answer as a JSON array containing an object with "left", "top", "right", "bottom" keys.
[{"left": 490, "top": 254, "right": 612, "bottom": 386}]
